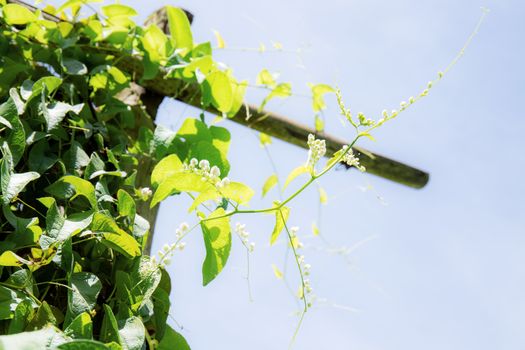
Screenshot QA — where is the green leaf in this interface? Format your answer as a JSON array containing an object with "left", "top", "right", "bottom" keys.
[
  {"left": 201, "top": 208, "right": 231, "bottom": 285},
  {"left": 283, "top": 165, "right": 309, "bottom": 189},
  {"left": 62, "top": 58, "right": 88, "bottom": 75},
  {"left": 27, "top": 301, "right": 57, "bottom": 330},
  {"left": 262, "top": 174, "right": 278, "bottom": 197},
  {"left": 40, "top": 204, "right": 92, "bottom": 250},
  {"left": 309, "top": 83, "right": 335, "bottom": 112},
  {"left": 117, "top": 189, "right": 136, "bottom": 219},
  {"left": 202, "top": 71, "right": 233, "bottom": 113},
  {"left": 41, "top": 101, "right": 84, "bottom": 132},
  {"left": 158, "top": 325, "right": 190, "bottom": 350},
  {"left": 166, "top": 6, "right": 193, "bottom": 53},
  {"left": 189, "top": 140, "right": 230, "bottom": 177},
  {"left": 2, "top": 4, "right": 37, "bottom": 25},
  {"left": 0, "top": 326, "right": 69, "bottom": 349},
  {"left": 151, "top": 154, "right": 183, "bottom": 188},
  {"left": 8, "top": 300, "right": 34, "bottom": 334},
  {"left": 0, "top": 285, "right": 36, "bottom": 320},
  {"left": 6, "top": 269, "right": 36, "bottom": 295},
  {"left": 259, "top": 83, "right": 291, "bottom": 111},
  {"left": 67, "top": 272, "right": 102, "bottom": 321},
  {"left": 0, "top": 98, "right": 25, "bottom": 165},
  {"left": 118, "top": 316, "right": 145, "bottom": 350},
  {"left": 129, "top": 256, "right": 161, "bottom": 310},
  {"left": 270, "top": 206, "right": 290, "bottom": 245},
  {"left": 100, "top": 305, "right": 120, "bottom": 344},
  {"left": 28, "top": 140, "right": 58, "bottom": 174},
  {"left": 1, "top": 145, "right": 40, "bottom": 204},
  {"left": 46, "top": 175, "right": 97, "bottom": 208},
  {"left": 28, "top": 76, "right": 62, "bottom": 103},
  {"left": 91, "top": 213, "right": 141, "bottom": 258},
  {"left": 57, "top": 340, "right": 109, "bottom": 350},
  {"left": 64, "top": 312, "right": 93, "bottom": 339},
  {"left": 63, "top": 141, "right": 91, "bottom": 173}
]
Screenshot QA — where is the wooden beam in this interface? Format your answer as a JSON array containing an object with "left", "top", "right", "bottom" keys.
[{"left": 6, "top": 0, "right": 430, "bottom": 189}]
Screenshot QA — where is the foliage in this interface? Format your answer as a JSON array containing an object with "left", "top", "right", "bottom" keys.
[{"left": 0, "top": 0, "right": 483, "bottom": 348}]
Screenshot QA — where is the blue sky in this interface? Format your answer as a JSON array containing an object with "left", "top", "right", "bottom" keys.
[{"left": 52, "top": 0, "right": 525, "bottom": 348}]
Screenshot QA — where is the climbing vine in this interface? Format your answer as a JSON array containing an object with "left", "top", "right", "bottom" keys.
[{"left": 0, "top": 1, "right": 486, "bottom": 349}]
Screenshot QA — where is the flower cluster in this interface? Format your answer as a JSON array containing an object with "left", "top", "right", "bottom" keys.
[
  {"left": 341, "top": 145, "right": 365, "bottom": 172},
  {"left": 306, "top": 134, "right": 326, "bottom": 169},
  {"left": 184, "top": 158, "right": 230, "bottom": 188},
  {"left": 290, "top": 227, "right": 313, "bottom": 302},
  {"left": 152, "top": 222, "right": 189, "bottom": 268},
  {"left": 235, "top": 222, "right": 255, "bottom": 252}
]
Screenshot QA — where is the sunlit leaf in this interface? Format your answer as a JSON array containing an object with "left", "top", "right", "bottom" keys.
[
  {"left": 2, "top": 4, "right": 37, "bottom": 25},
  {"left": 201, "top": 208, "right": 231, "bottom": 285},
  {"left": 151, "top": 154, "right": 183, "bottom": 189},
  {"left": 166, "top": 6, "right": 193, "bottom": 53},
  {"left": 256, "top": 69, "right": 278, "bottom": 88},
  {"left": 271, "top": 264, "right": 283, "bottom": 279},
  {"left": 213, "top": 30, "right": 225, "bottom": 49},
  {"left": 202, "top": 71, "right": 233, "bottom": 113},
  {"left": 270, "top": 206, "right": 290, "bottom": 245},
  {"left": 259, "top": 83, "right": 292, "bottom": 111},
  {"left": 319, "top": 187, "right": 328, "bottom": 204},
  {"left": 262, "top": 174, "right": 278, "bottom": 198},
  {"left": 283, "top": 165, "right": 309, "bottom": 189},
  {"left": 309, "top": 83, "right": 335, "bottom": 112}
]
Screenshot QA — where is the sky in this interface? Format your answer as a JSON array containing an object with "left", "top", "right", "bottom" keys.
[{"left": 49, "top": 0, "right": 525, "bottom": 349}]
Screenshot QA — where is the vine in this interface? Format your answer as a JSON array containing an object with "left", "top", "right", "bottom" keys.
[{"left": 0, "top": 1, "right": 487, "bottom": 349}]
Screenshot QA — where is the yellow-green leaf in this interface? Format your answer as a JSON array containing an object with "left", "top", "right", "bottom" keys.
[
  {"left": 312, "top": 222, "right": 320, "bottom": 236},
  {"left": 201, "top": 208, "right": 231, "bottom": 286},
  {"left": 151, "top": 154, "right": 183, "bottom": 189},
  {"left": 0, "top": 251, "right": 29, "bottom": 266},
  {"left": 259, "top": 83, "right": 292, "bottom": 111},
  {"left": 3, "top": 4, "right": 37, "bottom": 25},
  {"left": 213, "top": 30, "right": 225, "bottom": 49},
  {"left": 101, "top": 4, "right": 137, "bottom": 18},
  {"left": 151, "top": 172, "right": 213, "bottom": 208},
  {"left": 319, "top": 187, "right": 328, "bottom": 205},
  {"left": 256, "top": 69, "right": 277, "bottom": 88},
  {"left": 309, "top": 83, "right": 335, "bottom": 112},
  {"left": 262, "top": 174, "right": 278, "bottom": 198},
  {"left": 166, "top": 6, "right": 193, "bottom": 53},
  {"left": 259, "top": 133, "right": 272, "bottom": 146},
  {"left": 284, "top": 165, "right": 309, "bottom": 189},
  {"left": 220, "top": 182, "right": 254, "bottom": 206},
  {"left": 270, "top": 206, "right": 290, "bottom": 245},
  {"left": 202, "top": 71, "right": 233, "bottom": 113},
  {"left": 271, "top": 264, "right": 283, "bottom": 279}
]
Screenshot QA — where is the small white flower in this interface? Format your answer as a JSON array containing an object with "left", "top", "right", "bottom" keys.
[
  {"left": 199, "top": 159, "right": 210, "bottom": 171},
  {"left": 210, "top": 166, "right": 221, "bottom": 178}
]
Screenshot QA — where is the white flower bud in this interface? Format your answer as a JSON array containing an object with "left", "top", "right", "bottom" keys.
[
  {"left": 210, "top": 166, "right": 221, "bottom": 178},
  {"left": 199, "top": 159, "right": 210, "bottom": 171}
]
